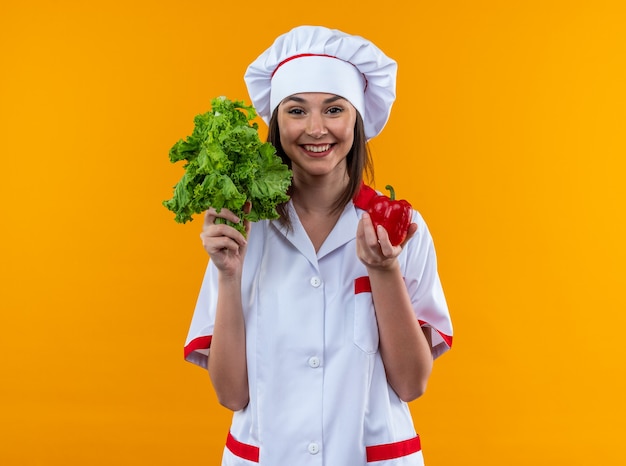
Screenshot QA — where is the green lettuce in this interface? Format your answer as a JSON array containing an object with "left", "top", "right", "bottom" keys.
[{"left": 163, "top": 97, "right": 292, "bottom": 235}]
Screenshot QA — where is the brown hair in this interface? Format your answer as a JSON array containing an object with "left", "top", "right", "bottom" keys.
[{"left": 268, "top": 110, "right": 374, "bottom": 227}]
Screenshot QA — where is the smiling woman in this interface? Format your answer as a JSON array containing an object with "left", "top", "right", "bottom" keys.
[
  {"left": 277, "top": 93, "right": 357, "bottom": 177},
  {"left": 185, "top": 25, "right": 452, "bottom": 466},
  {"left": 3, "top": 2, "right": 623, "bottom": 465}
]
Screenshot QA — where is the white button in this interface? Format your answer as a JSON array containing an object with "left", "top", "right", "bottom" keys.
[
  {"left": 308, "top": 442, "right": 320, "bottom": 455},
  {"left": 308, "top": 356, "right": 320, "bottom": 368},
  {"left": 310, "top": 277, "right": 322, "bottom": 287}
]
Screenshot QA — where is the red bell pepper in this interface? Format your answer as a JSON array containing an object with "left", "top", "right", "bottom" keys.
[{"left": 367, "top": 185, "right": 413, "bottom": 246}]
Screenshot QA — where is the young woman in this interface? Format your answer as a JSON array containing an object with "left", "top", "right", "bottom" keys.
[{"left": 184, "top": 25, "right": 453, "bottom": 466}]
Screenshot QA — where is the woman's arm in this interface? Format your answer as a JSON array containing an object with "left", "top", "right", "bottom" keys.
[
  {"left": 357, "top": 213, "right": 433, "bottom": 402},
  {"left": 200, "top": 208, "right": 251, "bottom": 411},
  {"left": 208, "top": 273, "right": 249, "bottom": 411},
  {"left": 367, "top": 264, "right": 433, "bottom": 402}
]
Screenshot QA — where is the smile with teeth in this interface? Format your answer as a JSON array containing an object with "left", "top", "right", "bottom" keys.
[{"left": 303, "top": 144, "right": 332, "bottom": 153}]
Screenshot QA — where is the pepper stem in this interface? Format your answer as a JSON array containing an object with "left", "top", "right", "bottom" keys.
[{"left": 385, "top": 184, "right": 396, "bottom": 200}]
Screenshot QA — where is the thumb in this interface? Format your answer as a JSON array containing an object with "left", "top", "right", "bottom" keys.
[{"left": 243, "top": 201, "right": 252, "bottom": 215}]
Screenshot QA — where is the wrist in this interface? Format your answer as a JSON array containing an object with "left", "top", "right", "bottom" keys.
[
  {"left": 366, "top": 258, "right": 401, "bottom": 276},
  {"left": 218, "top": 270, "right": 243, "bottom": 286}
]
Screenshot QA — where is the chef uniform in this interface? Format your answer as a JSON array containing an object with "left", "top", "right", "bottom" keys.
[{"left": 184, "top": 26, "right": 453, "bottom": 466}]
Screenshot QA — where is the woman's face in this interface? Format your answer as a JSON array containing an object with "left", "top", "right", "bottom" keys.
[{"left": 276, "top": 92, "right": 357, "bottom": 179}]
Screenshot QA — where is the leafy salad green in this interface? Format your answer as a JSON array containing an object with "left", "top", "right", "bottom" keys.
[{"left": 163, "top": 97, "right": 292, "bottom": 235}]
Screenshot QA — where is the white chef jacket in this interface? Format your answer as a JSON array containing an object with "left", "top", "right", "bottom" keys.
[{"left": 184, "top": 185, "right": 453, "bottom": 466}]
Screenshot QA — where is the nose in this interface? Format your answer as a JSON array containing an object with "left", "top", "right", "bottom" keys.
[{"left": 306, "top": 114, "right": 328, "bottom": 139}]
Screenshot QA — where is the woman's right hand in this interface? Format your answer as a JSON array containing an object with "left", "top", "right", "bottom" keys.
[{"left": 200, "top": 206, "right": 251, "bottom": 276}]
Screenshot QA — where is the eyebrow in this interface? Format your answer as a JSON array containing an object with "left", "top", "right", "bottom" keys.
[{"left": 283, "top": 95, "right": 346, "bottom": 105}]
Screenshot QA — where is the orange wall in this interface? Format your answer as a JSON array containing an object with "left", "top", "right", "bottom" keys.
[{"left": 1, "top": 1, "right": 625, "bottom": 464}]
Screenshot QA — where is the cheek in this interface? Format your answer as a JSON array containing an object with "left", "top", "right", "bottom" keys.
[
  {"left": 339, "top": 123, "right": 355, "bottom": 146},
  {"left": 335, "top": 114, "right": 357, "bottom": 144},
  {"left": 277, "top": 120, "right": 299, "bottom": 144}
]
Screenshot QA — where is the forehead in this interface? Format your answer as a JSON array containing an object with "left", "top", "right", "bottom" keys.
[{"left": 281, "top": 93, "right": 350, "bottom": 106}]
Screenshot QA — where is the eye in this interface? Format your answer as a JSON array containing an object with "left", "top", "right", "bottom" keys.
[
  {"left": 286, "top": 107, "right": 305, "bottom": 115},
  {"left": 326, "top": 106, "right": 344, "bottom": 115}
]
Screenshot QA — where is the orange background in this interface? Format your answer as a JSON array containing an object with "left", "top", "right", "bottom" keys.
[{"left": 1, "top": 1, "right": 625, "bottom": 464}]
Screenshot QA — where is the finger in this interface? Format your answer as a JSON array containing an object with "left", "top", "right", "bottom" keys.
[
  {"left": 399, "top": 223, "right": 418, "bottom": 248},
  {"left": 376, "top": 225, "right": 395, "bottom": 256},
  {"left": 203, "top": 207, "right": 241, "bottom": 227},
  {"left": 200, "top": 224, "right": 247, "bottom": 250},
  {"left": 356, "top": 213, "right": 365, "bottom": 241},
  {"left": 201, "top": 234, "right": 241, "bottom": 254},
  {"left": 360, "top": 212, "right": 379, "bottom": 247},
  {"left": 376, "top": 224, "right": 389, "bottom": 242},
  {"left": 203, "top": 209, "right": 217, "bottom": 227}
]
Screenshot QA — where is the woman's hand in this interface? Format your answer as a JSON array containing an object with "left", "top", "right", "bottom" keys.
[
  {"left": 356, "top": 212, "right": 417, "bottom": 270},
  {"left": 200, "top": 205, "right": 251, "bottom": 277}
]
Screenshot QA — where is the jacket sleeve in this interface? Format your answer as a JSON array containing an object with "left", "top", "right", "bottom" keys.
[
  {"left": 403, "top": 210, "right": 453, "bottom": 359},
  {"left": 183, "top": 260, "right": 219, "bottom": 369}
]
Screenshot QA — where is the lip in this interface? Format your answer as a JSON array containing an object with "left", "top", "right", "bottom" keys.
[{"left": 301, "top": 143, "right": 333, "bottom": 157}]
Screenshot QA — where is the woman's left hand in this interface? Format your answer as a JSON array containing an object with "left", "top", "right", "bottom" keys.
[{"left": 356, "top": 212, "right": 418, "bottom": 270}]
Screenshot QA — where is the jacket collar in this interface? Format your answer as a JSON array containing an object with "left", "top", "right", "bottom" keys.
[{"left": 271, "top": 183, "right": 377, "bottom": 263}]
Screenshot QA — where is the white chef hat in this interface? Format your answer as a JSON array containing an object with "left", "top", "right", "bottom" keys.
[{"left": 244, "top": 25, "right": 397, "bottom": 140}]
